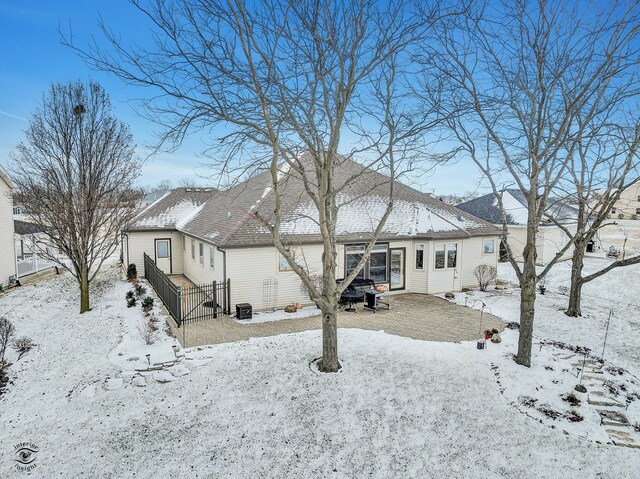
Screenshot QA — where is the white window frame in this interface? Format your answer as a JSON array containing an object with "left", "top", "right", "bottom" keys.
[
  {"left": 415, "top": 243, "right": 425, "bottom": 270},
  {"left": 191, "top": 239, "right": 195, "bottom": 260},
  {"left": 434, "top": 242, "right": 458, "bottom": 270},
  {"left": 209, "top": 246, "right": 215, "bottom": 268},
  {"left": 278, "top": 252, "right": 294, "bottom": 272},
  {"left": 483, "top": 239, "right": 495, "bottom": 255}
]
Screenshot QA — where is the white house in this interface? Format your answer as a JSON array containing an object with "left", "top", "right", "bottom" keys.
[
  {"left": 604, "top": 181, "right": 640, "bottom": 219},
  {"left": 457, "top": 189, "right": 579, "bottom": 265},
  {"left": 0, "top": 166, "right": 17, "bottom": 287},
  {"left": 123, "top": 157, "right": 501, "bottom": 312}
]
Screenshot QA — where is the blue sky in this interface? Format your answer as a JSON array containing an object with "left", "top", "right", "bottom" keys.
[{"left": 0, "top": 0, "right": 481, "bottom": 195}]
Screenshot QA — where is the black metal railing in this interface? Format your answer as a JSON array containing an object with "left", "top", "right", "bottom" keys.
[
  {"left": 181, "top": 280, "right": 231, "bottom": 324},
  {"left": 144, "top": 253, "right": 182, "bottom": 323},
  {"left": 143, "top": 253, "right": 231, "bottom": 327}
]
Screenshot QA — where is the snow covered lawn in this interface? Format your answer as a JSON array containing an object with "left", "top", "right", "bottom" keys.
[{"left": 0, "top": 263, "right": 639, "bottom": 477}]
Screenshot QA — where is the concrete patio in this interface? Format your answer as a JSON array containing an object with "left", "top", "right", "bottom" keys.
[{"left": 168, "top": 293, "right": 504, "bottom": 348}]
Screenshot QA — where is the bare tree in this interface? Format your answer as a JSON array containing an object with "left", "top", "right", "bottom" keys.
[
  {"left": 64, "top": 0, "right": 456, "bottom": 371},
  {"left": 555, "top": 121, "right": 640, "bottom": 316},
  {"left": 421, "top": 0, "right": 640, "bottom": 366},
  {"left": 11, "top": 81, "right": 141, "bottom": 313}
]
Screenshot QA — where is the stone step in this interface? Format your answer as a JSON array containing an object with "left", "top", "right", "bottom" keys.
[
  {"left": 589, "top": 397, "right": 625, "bottom": 408},
  {"left": 597, "top": 409, "right": 630, "bottom": 427},
  {"left": 606, "top": 427, "right": 640, "bottom": 449}
]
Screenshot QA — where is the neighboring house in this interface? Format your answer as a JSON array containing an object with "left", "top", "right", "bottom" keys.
[
  {"left": 138, "top": 189, "right": 170, "bottom": 210},
  {"left": 600, "top": 182, "right": 640, "bottom": 219},
  {"left": 457, "top": 189, "right": 579, "bottom": 265},
  {"left": 0, "top": 166, "right": 17, "bottom": 287},
  {"left": 123, "top": 157, "right": 501, "bottom": 312}
]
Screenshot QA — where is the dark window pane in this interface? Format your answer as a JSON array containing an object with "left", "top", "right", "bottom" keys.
[
  {"left": 447, "top": 244, "right": 457, "bottom": 268},
  {"left": 435, "top": 250, "right": 445, "bottom": 269}
]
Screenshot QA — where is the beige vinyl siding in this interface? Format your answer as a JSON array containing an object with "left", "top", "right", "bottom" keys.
[
  {"left": 538, "top": 225, "right": 575, "bottom": 264},
  {"left": 181, "top": 234, "right": 224, "bottom": 285},
  {"left": 609, "top": 183, "right": 640, "bottom": 218},
  {"left": 505, "top": 226, "right": 527, "bottom": 262},
  {"left": 124, "top": 230, "right": 183, "bottom": 276},
  {"left": 461, "top": 236, "right": 499, "bottom": 288},
  {"left": 409, "top": 240, "right": 428, "bottom": 294},
  {"left": 0, "top": 178, "right": 16, "bottom": 285},
  {"left": 427, "top": 240, "right": 462, "bottom": 293},
  {"left": 227, "top": 244, "right": 324, "bottom": 311}
]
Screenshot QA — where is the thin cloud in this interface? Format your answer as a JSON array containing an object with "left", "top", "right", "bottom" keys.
[{"left": 0, "top": 110, "right": 28, "bottom": 121}]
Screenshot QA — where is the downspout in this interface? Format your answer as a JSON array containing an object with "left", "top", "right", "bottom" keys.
[{"left": 216, "top": 246, "right": 227, "bottom": 282}]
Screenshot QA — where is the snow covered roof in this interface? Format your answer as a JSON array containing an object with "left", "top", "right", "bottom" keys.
[
  {"left": 456, "top": 189, "right": 579, "bottom": 226},
  {"left": 0, "top": 164, "right": 15, "bottom": 189},
  {"left": 179, "top": 154, "right": 500, "bottom": 247},
  {"left": 125, "top": 187, "right": 217, "bottom": 231}
]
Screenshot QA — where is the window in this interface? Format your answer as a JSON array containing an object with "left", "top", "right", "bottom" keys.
[
  {"left": 636, "top": 208, "right": 640, "bottom": 215},
  {"left": 447, "top": 244, "right": 457, "bottom": 268},
  {"left": 209, "top": 246, "right": 215, "bottom": 268},
  {"left": 156, "top": 241, "right": 169, "bottom": 258},
  {"left": 199, "top": 243, "right": 204, "bottom": 264},
  {"left": 345, "top": 244, "right": 388, "bottom": 282},
  {"left": 345, "top": 245, "right": 365, "bottom": 279},
  {"left": 483, "top": 239, "right": 495, "bottom": 255},
  {"left": 611, "top": 208, "right": 617, "bottom": 214},
  {"left": 369, "top": 244, "right": 388, "bottom": 283},
  {"left": 637, "top": 195, "right": 640, "bottom": 202},
  {"left": 435, "top": 243, "right": 457, "bottom": 269},
  {"left": 279, "top": 253, "right": 293, "bottom": 272},
  {"left": 415, "top": 243, "right": 424, "bottom": 269},
  {"left": 191, "top": 239, "right": 195, "bottom": 259}
]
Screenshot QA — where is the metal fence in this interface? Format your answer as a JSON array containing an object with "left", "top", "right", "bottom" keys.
[
  {"left": 143, "top": 253, "right": 230, "bottom": 327},
  {"left": 181, "top": 280, "right": 231, "bottom": 324}
]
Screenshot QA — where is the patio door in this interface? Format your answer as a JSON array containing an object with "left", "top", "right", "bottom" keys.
[
  {"left": 389, "top": 248, "right": 405, "bottom": 290},
  {"left": 154, "top": 239, "right": 172, "bottom": 274}
]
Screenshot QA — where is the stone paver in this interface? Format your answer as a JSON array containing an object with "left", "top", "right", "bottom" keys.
[{"left": 169, "top": 293, "right": 504, "bottom": 348}]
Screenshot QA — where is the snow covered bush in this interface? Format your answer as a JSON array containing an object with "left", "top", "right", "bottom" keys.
[
  {"left": 474, "top": 264, "right": 496, "bottom": 291},
  {"left": 11, "top": 336, "right": 35, "bottom": 360},
  {"left": 127, "top": 263, "right": 137, "bottom": 281},
  {"left": 0, "top": 317, "right": 15, "bottom": 362},
  {"left": 127, "top": 297, "right": 137, "bottom": 308},
  {"left": 134, "top": 283, "right": 146, "bottom": 299}
]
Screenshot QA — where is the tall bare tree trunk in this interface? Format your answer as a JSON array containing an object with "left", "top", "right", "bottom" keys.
[
  {"left": 566, "top": 242, "right": 585, "bottom": 317},
  {"left": 516, "top": 224, "right": 538, "bottom": 367},
  {"left": 320, "top": 303, "right": 340, "bottom": 372},
  {"left": 79, "top": 268, "right": 90, "bottom": 314}
]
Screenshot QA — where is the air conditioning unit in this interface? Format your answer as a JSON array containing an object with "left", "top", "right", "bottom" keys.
[{"left": 235, "top": 303, "right": 252, "bottom": 320}]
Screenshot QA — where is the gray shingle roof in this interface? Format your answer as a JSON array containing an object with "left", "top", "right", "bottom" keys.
[
  {"left": 179, "top": 154, "right": 501, "bottom": 247},
  {"left": 14, "top": 220, "right": 44, "bottom": 236},
  {"left": 124, "top": 187, "right": 217, "bottom": 231},
  {"left": 457, "top": 189, "right": 579, "bottom": 226}
]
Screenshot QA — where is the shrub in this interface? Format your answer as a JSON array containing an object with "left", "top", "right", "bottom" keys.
[
  {"left": 11, "top": 336, "right": 35, "bottom": 360},
  {"left": 137, "top": 318, "right": 156, "bottom": 345},
  {"left": 126, "top": 263, "right": 137, "bottom": 281},
  {"left": 127, "top": 297, "right": 137, "bottom": 308},
  {"left": 564, "top": 411, "right": 584, "bottom": 422},
  {"left": 126, "top": 290, "right": 134, "bottom": 300},
  {"left": 561, "top": 392, "right": 581, "bottom": 407},
  {"left": 0, "top": 317, "right": 15, "bottom": 362},
  {"left": 474, "top": 264, "right": 497, "bottom": 291},
  {"left": 618, "top": 213, "right": 625, "bottom": 219},
  {"left": 632, "top": 214, "right": 638, "bottom": 220},
  {"left": 134, "top": 283, "right": 146, "bottom": 298},
  {"left": 141, "top": 296, "right": 154, "bottom": 312}
]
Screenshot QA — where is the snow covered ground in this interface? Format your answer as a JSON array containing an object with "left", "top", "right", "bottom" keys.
[
  {"left": 0, "top": 262, "right": 639, "bottom": 477},
  {"left": 235, "top": 305, "right": 322, "bottom": 324}
]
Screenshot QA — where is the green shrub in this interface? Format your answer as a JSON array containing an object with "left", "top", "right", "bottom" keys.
[
  {"left": 134, "top": 283, "right": 146, "bottom": 298},
  {"left": 126, "top": 297, "right": 137, "bottom": 308},
  {"left": 126, "top": 263, "right": 137, "bottom": 281},
  {"left": 126, "top": 290, "right": 134, "bottom": 300},
  {"left": 141, "top": 297, "right": 154, "bottom": 312}
]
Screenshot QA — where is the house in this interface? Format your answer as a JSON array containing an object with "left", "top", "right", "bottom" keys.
[
  {"left": 603, "top": 182, "right": 640, "bottom": 219},
  {"left": 0, "top": 165, "right": 17, "bottom": 287},
  {"left": 14, "top": 220, "right": 50, "bottom": 260},
  {"left": 456, "top": 189, "right": 579, "bottom": 265},
  {"left": 123, "top": 157, "right": 501, "bottom": 312}
]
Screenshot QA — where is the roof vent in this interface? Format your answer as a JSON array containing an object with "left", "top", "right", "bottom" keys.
[
  {"left": 227, "top": 211, "right": 232, "bottom": 220},
  {"left": 186, "top": 188, "right": 192, "bottom": 192},
  {"left": 457, "top": 215, "right": 464, "bottom": 221}
]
